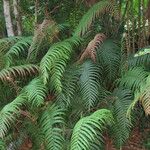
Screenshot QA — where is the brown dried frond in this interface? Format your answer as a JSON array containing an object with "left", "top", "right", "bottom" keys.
[{"left": 79, "top": 33, "right": 106, "bottom": 63}]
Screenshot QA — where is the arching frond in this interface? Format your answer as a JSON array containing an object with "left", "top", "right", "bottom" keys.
[
  {"left": 4, "top": 37, "right": 32, "bottom": 66},
  {"left": 24, "top": 78, "right": 48, "bottom": 107},
  {"left": 118, "top": 67, "right": 148, "bottom": 91},
  {"left": 40, "top": 104, "right": 65, "bottom": 150},
  {"left": 79, "top": 60, "right": 101, "bottom": 109},
  {"left": 70, "top": 109, "right": 114, "bottom": 150},
  {"left": 0, "top": 36, "right": 20, "bottom": 53},
  {"left": 74, "top": 0, "right": 118, "bottom": 36},
  {"left": 40, "top": 37, "right": 81, "bottom": 89},
  {"left": 111, "top": 88, "right": 133, "bottom": 148},
  {"left": 0, "top": 64, "right": 39, "bottom": 82},
  {"left": 79, "top": 33, "right": 106, "bottom": 62},
  {"left": 0, "top": 94, "right": 26, "bottom": 138}
]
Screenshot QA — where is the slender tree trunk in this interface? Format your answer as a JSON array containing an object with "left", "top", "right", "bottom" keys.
[
  {"left": 13, "top": 0, "right": 22, "bottom": 35},
  {"left": 3, "top": 0, "right": 14, "bottom": 37}
]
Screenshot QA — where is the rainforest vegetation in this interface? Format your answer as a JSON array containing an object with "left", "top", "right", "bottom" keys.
[{"left": 0, "top": 0, "right": 150, "bottom": 149}]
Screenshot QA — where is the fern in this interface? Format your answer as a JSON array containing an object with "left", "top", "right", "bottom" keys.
[
  {"left": 56, "top": 65, "right": 80, "bottom": 107},
  {"left": 79, "top": 60, "right": 101, "bottom": 109},
  {"left": 96, "top": 39, "right": 121, "bottom": 84},
  {"left": 70, "top": 109, "right": 114, "bottom": 150},
  {"left": 39, "top": 104, "right": 65, "bottom": 150},
  {"left": 118, "top": 67, "right": 149, "bottom": 91},
  {"left": 79, "top": 33, "right": 106, "bottom": 62},
  {"left": 4, "top": 37, "right": 32, "bottom": 66},
  {"left": 23, "top": 78, "right": 48, "bottom": 107},
  {"left": 0, "top": 64, "right": 39, "bottom": 82},
  {"left": 74, "top": 0, "right": 117, "bottom": 36},
  {"left": 129, "top": 46, "right": 150, "bottom": 68},
  {"left": 0, "top": 36, "right": 20, "bottom": 53},
  {"left": 0, "top": 94, "right": 26, "bottom": 138},
  {"left": 40, "top": 37, "right": 81, "bottom": 92},
  {"left": 111, "top": 88, "right": 133, "bottom": 148}
]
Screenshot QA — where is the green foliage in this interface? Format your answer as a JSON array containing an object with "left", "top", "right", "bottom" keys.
[
  {"left": 40, "top": 37, "right": 81, "bottom": 91},
  {"left": 40, "top": 104, "right": 65, "bottom": 150},
  {"left": 79, "top": 60, "right": 101, "bottom": 109},
  {"left": 70, "top": 109, "right": 114, "bottom": 150},
  {"left": 111, "top": 88, "right": 133, "bottom": 148},
  {"left": 0, "top": 0, "right": 150, "bottom": 149}
]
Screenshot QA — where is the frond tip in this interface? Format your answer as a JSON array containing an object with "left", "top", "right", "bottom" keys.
[{"left": 70, "top": 109, "right": 114, "bottom": 150}]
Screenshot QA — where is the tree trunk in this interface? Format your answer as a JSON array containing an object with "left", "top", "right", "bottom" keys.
[
  {"left": 3, "top": 0, "right": 14, "bottom": 37},
  {"left": 13, "top": 0, "right": 22, "bottom": 35}
]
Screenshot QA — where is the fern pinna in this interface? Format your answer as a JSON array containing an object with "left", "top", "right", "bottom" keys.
[{"left": 0, "top": 0, "right": 150, "bottom": 149}]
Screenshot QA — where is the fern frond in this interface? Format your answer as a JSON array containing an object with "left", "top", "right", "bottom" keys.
[
  {"left": 118, "top": 67, "right": 148, "bottom": 91},
  {"left": 97, "top": 39, "right": 121, "bottom": 84},
  {"left": 74, "top": 0, "right": 117, "bottom": 36},
  {"left": 0, "top": 36, "right": 20, "bottom": 53},
  {"left": 70, "top": 109, "right": 114, "bottom": 150},
  {"left": 40, "top": 37, "right": 81, "bottom": 89},
  {"left": 40, "top": 104, "right": 65, "bottom": 150},
  {"left": 56, "top": 65, "right": 80, "bottom": 107},
  {"left": 79, "top": 60, "right": 101, "bottom": 109},
  {"left": 0, "top": 64, "right": 39, "bottom": 82},
  {"left": 111, "top": 88, "right": 133, "bottom": 148},
  {"left": 0, "top": 139, "right": 6, "bottom": 150},
  {"left": 129, "top": 46, "right": 150, "bottom": 67},
  {"left": 4, "top": 37, "right": 32, "bottom": 66},
  {"left": 24, "top": 78, "right": 48, "bottom": 107},
  {"left": 79, "top": 33, "right": 106, "bottom": 62},
  {"left": 0, "top": 94, "right": 26, "bottom": 138}
]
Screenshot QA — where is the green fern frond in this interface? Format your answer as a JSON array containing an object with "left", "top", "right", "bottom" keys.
[
  {"left": 111, "top": 88, "right": 133, "bottom": 148},
  {"left": 24, "top": 78, "right": 48, "bottom": 107},
  {"left": 118, "top": 67, "right": 148, "bottom": 91},
  {"left": 40, "top": 104, "right": 65, "bottom": 150},
  {"left": 40, "top": 37, "right": 81, "bottom": 89},
  {"left": 4, "top": 37, "right": 32, "bottom": 66},
  {"left": 74, "top": 0, "right": 117, "bottom": 36},
  {"left": 0, "top": 139, "right": 6, "bottom": 150},
  {"left": 0, "top": 64, "right": 39, "bottom": 82},
  {"left": 70, "top": 109, "right": 114, "bottom": 150},
  {"left": 0, "top": 94, "right": 26, "bottom": 138},
  {"left": 129, "top": 47, "right": 150, "bottom": 67},
  {"left": 0, "top": 36, "right": 20, "bottom": 53},
  {"left": 79, "top": 60, "right": 101, "bottom": 109},
  {"left": 56, "top": 65, "right": 80, "bottom": 107},
  {"left": 97, "top": 39, "right": 121, "bottom": 84}
]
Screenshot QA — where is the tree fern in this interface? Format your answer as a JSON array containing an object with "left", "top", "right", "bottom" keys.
[
  {"left": 39, "top": 104, "right": 65, "bottom": 150},
  {"left": 0, "top": 64, "right": 39, "bottom": 82},
  {"left": 70, "top": 109, "right": 114, "bottom": 150},
  {"left": 40, "top": 37, "right": 81, "bottom": 91}
]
